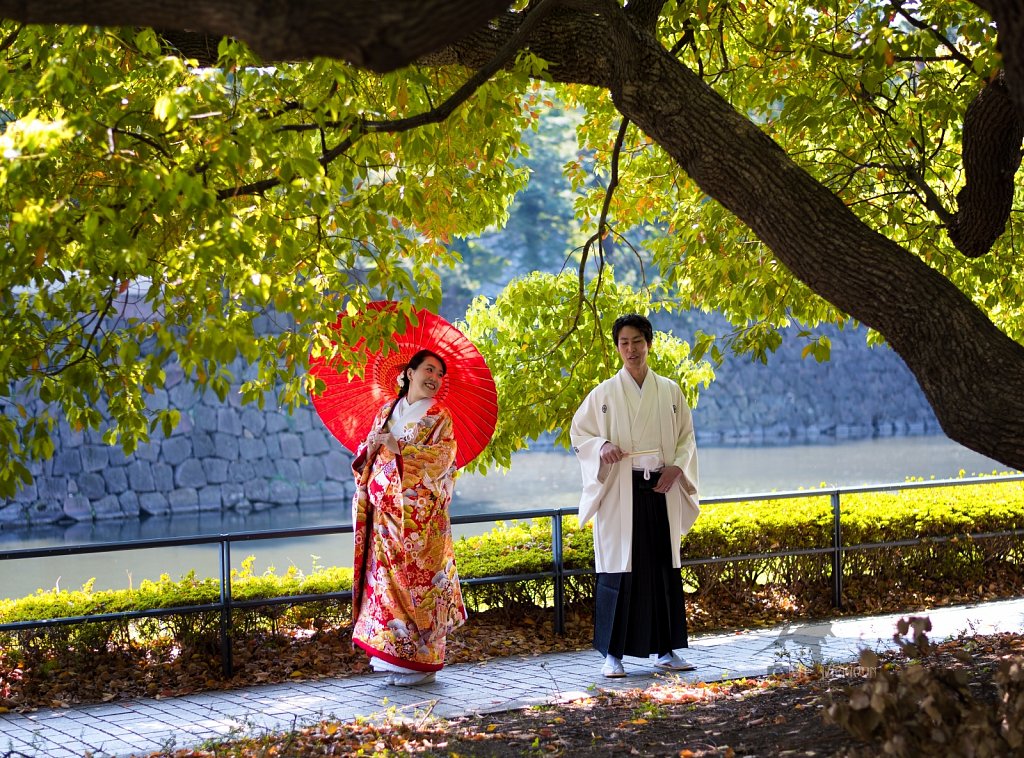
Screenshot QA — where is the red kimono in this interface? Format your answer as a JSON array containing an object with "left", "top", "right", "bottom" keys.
[{"left": 350, "top": 402, "right": 467, "bottom": 672}]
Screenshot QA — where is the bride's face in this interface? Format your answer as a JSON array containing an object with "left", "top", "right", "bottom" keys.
[{"left": 406, "top": 356, "right": 445, "bottom": 403}]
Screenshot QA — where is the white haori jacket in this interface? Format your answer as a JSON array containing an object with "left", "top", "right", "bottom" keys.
[{"left": 570, "top": 368, "right": 700, "bottom": 573}]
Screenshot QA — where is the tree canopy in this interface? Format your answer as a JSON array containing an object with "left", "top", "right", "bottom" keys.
[{"left": 1, "top": 0, "right": 1023, "bottom": 496}]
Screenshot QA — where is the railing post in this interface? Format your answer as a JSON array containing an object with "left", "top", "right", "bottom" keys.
[
  {"left": 552, "top": 512, "right": 565, "bottom": 635},
  {"left": 219, "top": 538, "right": 234, "bottom": 676},
  {"left": 831, "top": 490, "right": 843, "bottom": 610}
]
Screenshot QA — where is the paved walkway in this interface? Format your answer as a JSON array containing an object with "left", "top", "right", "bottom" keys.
[{"left": 3, "top": 598, "right": 1024, "bottom": 757}]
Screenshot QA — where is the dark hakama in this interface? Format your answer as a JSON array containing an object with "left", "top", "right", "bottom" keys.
[{"left": 593, "top": 470, "right": 688, "bottom": 658}]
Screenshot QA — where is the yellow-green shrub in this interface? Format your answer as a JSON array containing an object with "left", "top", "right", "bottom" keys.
[{"left": 1, "top": 476, "right": 1022, "bottom": 658}]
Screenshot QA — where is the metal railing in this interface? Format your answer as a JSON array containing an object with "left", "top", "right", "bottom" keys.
[{"left": 2, "top": 473, "right": 1023, "bottom": 675}]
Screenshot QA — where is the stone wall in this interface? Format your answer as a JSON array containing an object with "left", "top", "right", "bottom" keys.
[
  {"left": 1, "top": 320, "right": 940, "bottom": 529},
  {"left": 691, "top": 322, "right": 939, "bottom": 446},
  {"left": 1, "top": 361, "right": 353, "bottom": 529}
]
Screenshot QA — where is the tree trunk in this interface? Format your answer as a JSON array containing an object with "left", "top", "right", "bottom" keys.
[{"left": 608, "top": 31, "right": 1024, "bottom": 470}]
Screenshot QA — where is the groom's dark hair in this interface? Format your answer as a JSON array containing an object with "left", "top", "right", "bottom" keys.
[{"left": 612, "top": 314, "right": 653, "bottom": 345}]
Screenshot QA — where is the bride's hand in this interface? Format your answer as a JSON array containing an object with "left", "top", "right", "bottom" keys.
[{"left": 367, "top": 430, "right": 398, "bottom": 453}]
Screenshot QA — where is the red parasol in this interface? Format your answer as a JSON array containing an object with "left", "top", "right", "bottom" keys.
[{"left": 309, "top": 301, "right": 498, "bottom": 469}]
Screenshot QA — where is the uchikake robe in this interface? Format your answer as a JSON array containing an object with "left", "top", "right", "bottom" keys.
[
  {"left": 570, "top": 368, "right": 700, "bottom": 574},
  {"left": 350, "top": 402, "right": 467, "bottom": 672}
]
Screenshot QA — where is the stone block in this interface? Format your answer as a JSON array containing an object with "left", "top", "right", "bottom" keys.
[
  {"left": 118, "top": 490, "right": 141, "bottom": 517},
  {"left": 193, "top": 405, "right": 218, "bottom": 432},
  {"left": 92, "top": 495, "right": 122, "bottom": 520},
  {"left": 78, "top": 472, "right": 107, "bottom": 500},
  {"left": 291, "top": 406, "right": 313, "bottom": 432},
  {"left": 63, "top": 493, "right": 93, "bottom": 521},
  {"left": 168, "top": 409, "right": 193, "bottom": 436},
  {"left": 175, "top": 459, "right": 208, "bottom": 489},
  {"left": 197, "top": 485, "right": 222, "bottom": 512},
  {"left": 139, "top": 492, "right": 170, "bottom": 516},
  {"left": 320, "top": 479, "right": 348, "bottom": 505},
  {"left": 168, "top": 487, "right": 199, "bottom": 512},
  {"left": 229, "top": 459, "right": 256, "bottom": 483},
  {"left": 269, "top": 479, "right": 298, "bottom": 505},
  {"left": 0, "top": 502, "right": 27, "bottom": 526},
  {"left": 275, "top": 458, "right": 301, "bottom": 482},
  {"left": 169, "top": 381, "right": 198, "bottom": 408},
  {"left": 81, "top": 445, "right": 110, "bottom": 473},
  {"left": 302, "top": 430, "right": 330, "bottom": 456},
  {"left": 149, "top": 387, "right": 169, "bottom": 411},
  {"left": 221, "top": 482, "right": 246, "bottom": 509},
  {"left": 212, "top": 432, "right": 240, "bottom": 461},
  {"left": 52, "top": 450, "right": 82, "bottom": 476},
  {"left": 127, "top": 461, "right": 156, "bottom": 492},
  {"left": 10, "top": 477, "right": 38, "bottom": 503},
  {"left": 29, "top": 500, "right": 65, "bottom": 525},
  {"left": 279, "top": 433, "right": 303, "bottom": 459},
  {"left": 217, "top": 407, "right": 242, "bottom": 435},
  {"left": 152, "top": 462, "right": 175, "bottom": 492},
  {"left": 203, "top": 457, "right": 229, "bottom": 484},
  {"left": 265, "top": 412, "right": 289, "bottom": 434},
  {"left": 37, "top": 475, "right": 69, "bottom": 501},
  {"left": 238, "top": 436, "right": 267, "bottom": 460},
  {"left": 165, "top": 361, "right": 185, "bottom": 388},
  {"left": 134, "top": 439, "right": 161, "bottom": 462},
  {"left": 241, "top": 407, "right": 266, "bottom": 435},
  {"left": 192, "top": 431, "right": 216, "bottom": 459},
  {"left": 161, "top": 436, "right": 192, "bottom": 466},
  {"left": 59, "top": 422, "right": 85, "bottom": 447},
  {"left": 299, "top": 456, "right": 325, "bottom": 486},
  {"left": 323, "top": 450, "right": 351, "bottom": 481},
  {"left": 244, "top": 478, "right": 270, "bottom": 504},
  {"left": 264, "top": 435, "right": 281, "bottom": 457}
]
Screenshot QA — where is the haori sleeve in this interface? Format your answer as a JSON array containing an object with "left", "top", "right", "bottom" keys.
[
  {"left": 571, "top": 387, "right": 614, "bottom": 526},
  {"left": 571, "top": 388, "right": 610, "bottom": 485},
  {"left": 351, "top": 404, "right": 390, "bottom": 476},
  {"left": 669, "top": 385, "right": 699, "bottom": 497}
]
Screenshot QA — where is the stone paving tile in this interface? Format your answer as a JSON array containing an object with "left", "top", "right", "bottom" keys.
[{"left": 3, "top": 598, "right": 1024, "bottom": 757}]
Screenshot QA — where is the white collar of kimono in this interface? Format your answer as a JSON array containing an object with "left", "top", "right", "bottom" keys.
[
  {"left": 616, "top": 368, "right": 664, "bottom": 475},
  {"left": 390, "top": 396, "right": 432, "bottom": 434}
]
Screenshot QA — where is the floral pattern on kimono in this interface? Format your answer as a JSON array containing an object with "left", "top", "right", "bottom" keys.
[{"left": 350, "top": 402, "right": 466, "bottom": 672}]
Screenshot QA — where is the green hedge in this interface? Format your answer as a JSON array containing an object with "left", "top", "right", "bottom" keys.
[{"left": 2, "top": 477, "right": 1023, "bottom": 658}]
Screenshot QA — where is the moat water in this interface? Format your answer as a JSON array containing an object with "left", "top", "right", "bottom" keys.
[{"left": 1, "top": 435, "right": 1014, "bottom": 600}]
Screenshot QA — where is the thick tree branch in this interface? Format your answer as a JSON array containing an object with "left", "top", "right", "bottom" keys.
[
  {"left": 0, "top": 0, "right": 515, "bottom": 70},
  {"left": 968, "top": 1, "right": 1024, "bottom": 119},
  {"left": 947, "top": 73, "right": 1024, "bottom": 257}
]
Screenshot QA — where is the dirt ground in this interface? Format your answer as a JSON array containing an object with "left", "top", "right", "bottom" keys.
[
  {"left": 5, "top": 598, "right": 1023, "bottom": 756},
  {"left": 145, "top": 629, "right": 1023, "bottom": 757},
  {"left": 405, "top": 675, "right": 865, "bottom": 757}
]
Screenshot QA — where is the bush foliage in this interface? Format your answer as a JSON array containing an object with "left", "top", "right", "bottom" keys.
[
  {"left": 2, "top": 477, "right": 1023, "bottom": 661},
  {"left": 827, "top": 616, "right": 1024, "bottom": 756}
]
